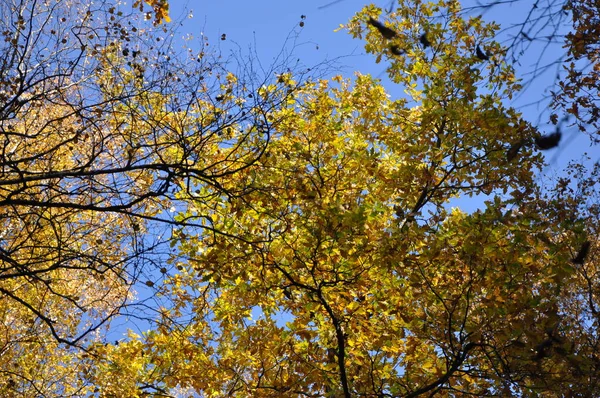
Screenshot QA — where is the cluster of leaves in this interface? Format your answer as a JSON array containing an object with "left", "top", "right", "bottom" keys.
[
  {"left": 1, "top": 0, "right": 600, "bottom": 397},
  {"left": 133, "top": 0, "right": 171, "bottom": 25},
  {"left": 0, "top": 0, "right": 305, "bottom": 395},
  {"left": 449, "top": 0, "right": 600, "bottom": 143},
  {"left": 82, "top": 1, "right": 600, "bottom": 396},
  {"left": 553, "top": 0, "right": 600, "bottom": 140}
]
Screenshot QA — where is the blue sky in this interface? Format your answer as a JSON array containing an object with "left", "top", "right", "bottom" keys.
[
  {"left": 165, "top": 0, "right": 594, "bottom": 211},
  {"left": 169, "top": 0, "right": 379, "bottom": 71}
]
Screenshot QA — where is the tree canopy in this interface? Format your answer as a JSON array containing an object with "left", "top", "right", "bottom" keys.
[{"left": 1, "top": 0, "right": 599, "bottom": 397}]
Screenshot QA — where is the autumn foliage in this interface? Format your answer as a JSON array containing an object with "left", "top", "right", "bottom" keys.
[
  {"left": 554, "top": 0, "right": 600, "bottom": 140},
  {"left": 1, "top": 0, "right": 599, "bottom": 397}
]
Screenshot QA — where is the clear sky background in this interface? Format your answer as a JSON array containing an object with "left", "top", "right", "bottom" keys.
[{"left": 166, "top": 0, "right": 594, "bottom": 201}]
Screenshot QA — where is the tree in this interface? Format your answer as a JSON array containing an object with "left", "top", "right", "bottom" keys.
[
  {"left": 82, "top": 1, "right": 599, "bottom": 396},
  {"left": 0, "top": 0, "right": 304, "bottom": 395},
  {"left": 438, "top": 0, "right": 600, "bottom": 141},
  {"left": 553, "top": 0, "right": 600, "bottom": 140},
  {"left": 3, "top": 0, "right": 600, "bottom": 396}
]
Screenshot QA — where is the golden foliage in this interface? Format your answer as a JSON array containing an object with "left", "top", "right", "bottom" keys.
[{"left": 2, "top": 0, "right": 600, "bottom": 397}]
